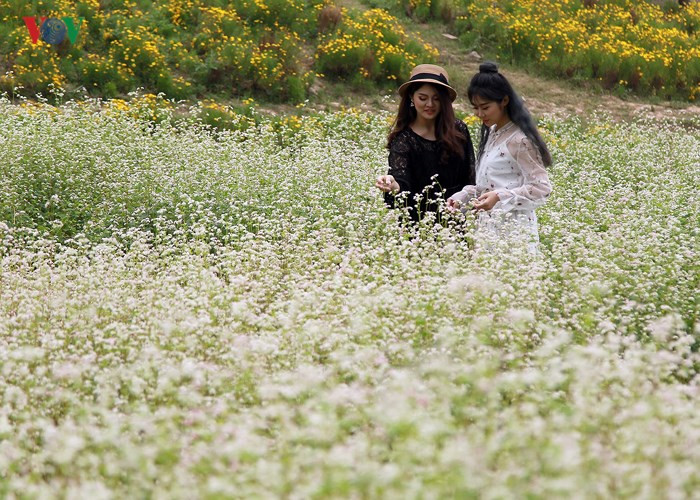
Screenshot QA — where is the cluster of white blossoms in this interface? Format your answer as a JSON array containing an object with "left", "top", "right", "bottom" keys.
[{"left": 0, "top": 98, "right": 698, "bottom": 498}]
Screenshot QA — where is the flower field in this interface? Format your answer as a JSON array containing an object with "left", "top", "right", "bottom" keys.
[
  {"left": 317, "top": 8, "right": 439, "bottom": 84},
  {"left": 2, "top": 0, "right": 698, "bottom": 103},
  {"left": 0, "top": 0, "right": 435, "bottom": 101},
  {"left": 368, "top": 0, "right": 700, "bottom": 101},
  {"left": 457, "top": 0, "right": 700, "bottom": 101},
  {"left": 0, "top": 98, "right": 699, "bottom": 497}
]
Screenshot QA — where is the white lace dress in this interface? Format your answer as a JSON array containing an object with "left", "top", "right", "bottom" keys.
[{"left": 449, "top": 121, "right": 552, "bottom": 252}]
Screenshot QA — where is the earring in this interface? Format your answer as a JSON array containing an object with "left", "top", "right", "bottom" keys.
[{"left": 410, "top": 101, "right": 415, "bottom": 107}]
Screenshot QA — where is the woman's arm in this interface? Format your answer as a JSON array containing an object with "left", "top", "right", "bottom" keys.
[
  {"left": 383, "top": 136, "right": 414, "bottom": 207},
  {"left": 448, "top": 185, "right": 477, "bottom": 206},
  {"left": 496, "top": 136, "right": 552, "bottom": 211}
]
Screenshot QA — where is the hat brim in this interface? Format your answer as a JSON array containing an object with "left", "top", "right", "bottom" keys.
[{"left": 398, "top": 79, "right": 457, "bottom": 102}]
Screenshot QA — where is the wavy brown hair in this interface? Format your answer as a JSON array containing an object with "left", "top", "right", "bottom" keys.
[{"left": 387, "top": 82, "right": 467, "bottom": 161}]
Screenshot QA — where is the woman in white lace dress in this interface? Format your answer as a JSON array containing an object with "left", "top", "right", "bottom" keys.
[{"left": 448, "top": 62, "right": 552, "bottom": 253}]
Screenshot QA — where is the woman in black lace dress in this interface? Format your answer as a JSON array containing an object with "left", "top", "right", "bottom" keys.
[{"left": 376, "top": 64, "right": 476, "bottom": 221}]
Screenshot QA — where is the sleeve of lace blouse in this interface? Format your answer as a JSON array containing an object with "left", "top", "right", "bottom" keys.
[
  {"left": 449, "top": 185, "right": 477, "bottom": 205},
  {"left": 384, "top": 135, "right": 414, "bottom": 207},
  {"left": 496, "top": 136, "right": 552, "bottom": 212}
]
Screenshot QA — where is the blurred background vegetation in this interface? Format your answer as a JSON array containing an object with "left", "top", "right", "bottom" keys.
[
  {"left": 0, "top": 0, "right": 436, "bottom": 102},
  {"left": 0, "top": 0, "right": 698, "bottom": 103}
]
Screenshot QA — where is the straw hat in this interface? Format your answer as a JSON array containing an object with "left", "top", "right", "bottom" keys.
[{"left": 398, "top": 64, "right": 457, "bottom": 102}]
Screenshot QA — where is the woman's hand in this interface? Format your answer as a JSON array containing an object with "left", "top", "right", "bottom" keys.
[
  {"left": 375, "top": 175, "right": 400, "bottom": 193},
  {"left": 472, "top": 191, "right": 500, "bottom": 212},
  {"left": 446, "top": 198, "right": 462, "bottom": 212}
]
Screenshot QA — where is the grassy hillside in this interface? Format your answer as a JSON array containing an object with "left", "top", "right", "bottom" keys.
[
  {"left": 369, "top": 0, "right": 700, "bottom": 101},
  {"left": 2, "top": 0, "right": 698, "bottom": 104},
  {"left": 0, "top": 0, "right": 436, "bottom": 101}
]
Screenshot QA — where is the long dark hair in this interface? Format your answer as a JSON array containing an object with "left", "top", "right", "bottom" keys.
[
  {"left": 387, "top": 82, "right": 466, "bottom": 161},
  {"left": 468, "top": 62, "right": 552, "bottom": 167}
]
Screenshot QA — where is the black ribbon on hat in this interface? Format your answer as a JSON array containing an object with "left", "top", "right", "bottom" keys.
[{"left": 409, "top": 72, "right": 449, "bottom": 85}]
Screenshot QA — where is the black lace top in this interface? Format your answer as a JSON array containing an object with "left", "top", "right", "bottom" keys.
[{"left": 384, "top": 120, "right": 476, "bottom": 220}]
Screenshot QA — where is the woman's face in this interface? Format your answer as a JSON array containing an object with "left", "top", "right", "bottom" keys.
[
  {"left": 411, "top": 84, "right": 441, "bottom": 122},
  {"left": 471, "top": 95, "right": 508, "bottom": 128}
]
